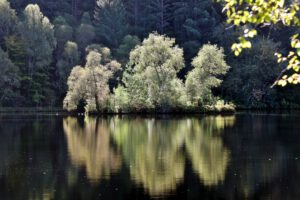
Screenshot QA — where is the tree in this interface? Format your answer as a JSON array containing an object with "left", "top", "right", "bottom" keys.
[
  {"left": 63, "top": 117, "right": 121, "bottom": 183},
  {"left": 20, "top": 4, "right": 56, "bottom": 105},
  {"left": 110, "top": 117, "right": 186, "bottom": 196},
  {"left": 118, "top": 33, "right": 186, "bottom": 111},
  {"left": 173, "top": 0, "right": 221, "bottom": 60},
  {"left": 115, "top": 35, "right": 140, "bottom": 66},
  {"left": 0, "top": 47, "right": 21, "bottom": 106},
  {"left": 94, "top": 0, "right": 128, "bottom": 48},
  {"left": 146, "top": 0, "right": 172, "bottom": 34},
  {"left": 53, "top": 16, "right": 73, "bottom": 54},
  {"left": 222, "top": 38, "right": 284, "bottom": 108},
  {"left": 75, "top": 12, "right": 95, "bottom": 52},
  {"left": 56, "top": 41, "right": 80, "bottom": 99},
  {"left": 185, "top": 117, "right": 231, "bottom": 186},
  {"left": 123, "top": 0, "right": 148, "bottom": 36},
  {"left": 185, "top": 44, "right": 230, "bottom": 106},
  {"left": 64, "top": 49, "right": 121, "bottom": 113},
  {"left": 223, "top": 0, "right": 300, "bottom": 85},
  {"left": 0, "top": 0, "right": 17, "bottom": 43}
]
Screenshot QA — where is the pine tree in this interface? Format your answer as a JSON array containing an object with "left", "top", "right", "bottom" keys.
[
  {"left": 0, "top": 47, "right": 21, "bottom": 106},
  {"left": 123, "top": 0, "right": 147, "bottom": 36},
  {"left": 146, "top": 0, "right": 172, "bottom": 34},
  {"left": 75, "top": 12, "right": 95, "bottom": 53},
  {"left": 53, "top": 16, "right": 73, "bottom": 54},
  {"left": 173, "top": 0, "right": 221, "bottom": 59},
  {"left": 94, "top": 0, "right": 128, "bottom": 48}
]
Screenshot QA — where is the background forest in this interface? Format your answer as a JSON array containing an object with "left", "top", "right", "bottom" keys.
[{"left": 0, "top": 0, "right": 300, "bottom": 110}]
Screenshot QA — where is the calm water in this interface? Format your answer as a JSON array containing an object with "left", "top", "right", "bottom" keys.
[{"left": 0, "top": 113, "right": 300, "bottom": 200}]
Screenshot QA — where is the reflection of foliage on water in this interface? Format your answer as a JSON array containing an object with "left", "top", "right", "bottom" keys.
[
  {"left": 184, "top": 116, "right": 234, "bottom": 186},
  {"left": 63, "top": 117, "right": 121, "bottom": 183},
  {"left": 110, "top": 117, "right": 186, "bottom": 196},
  {"left": 110, "top": 116, "right": 235, "bottom": 195}
]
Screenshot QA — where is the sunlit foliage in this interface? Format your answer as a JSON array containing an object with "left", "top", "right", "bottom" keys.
[
  {"left": 222, "top": 38, "right": 283, "bottom": 108},
  {"left": 224, "top": 0, "right": 300, "bottom": 85},
  {"left": 185, "top": 44, "right": 230, "bottom": 106},
  {"left": 0, "top": 0, "right": 17, "bottom": 40},
  {"left": 94, "top": 0, "right": 128, "bottom": 48},
  {"left": 116, "top": 33, "right": 187, "bottom": 112},
  {"left": 63, "top": 49, "right": 121, "bottom": 112},
  {"left": 20, "top": 4, "right": 56, "bottom": 105}
]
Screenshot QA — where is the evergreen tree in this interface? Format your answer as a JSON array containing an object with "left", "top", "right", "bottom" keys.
[
  {"left": 222, "top": 38, "right": 284, "bottom": 108},
  {"left": 146, "top": 0, "right": 172, "bottom": 34},
  {"left": 115, "top": 35, "right": 140, "bottom": 66},
  {"left": 53, "top": 16, "right": 73, "bottom": 54},
  {"left": 56, "top": 41, "right": 80, "bottom": 99},
  {"left": 123, "top": 0, "right": 147, "bottom": 36},
  {"left": 75, "top": 12, "right": 95, "bottom": 53},
  {"left": 0, "top": 47, "right": 21, "bottom": 106},
  {"left": 94, "top": 0, "right": 128, "bottom": 48},
  {"left": 173, "top": 0, "right": 221, "bottom": 59}
]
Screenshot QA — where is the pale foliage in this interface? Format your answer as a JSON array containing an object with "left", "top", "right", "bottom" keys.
[
  {"left": 185, "top": 44, "right": 230, "bottom": 105},
  {"left": 21, "top": 4, "right": 56, "bottom": 73},
  {"left": 119, "top": 33, "right": 187, "bottom": 111},
  {"left": 64, "top": 49, "right": 120, "bottom": 112},
  {"left": 112, "top": 86, "right": 129, "bottom": 112},
  {"left": 0, "top": 0, "right": 17, "bottom": 38},
  {"left": 224, "top": 0, "right": 300, "bottom": 85},
  {"left": 109, "top": 115, "right": 235, "bottom": 195}
]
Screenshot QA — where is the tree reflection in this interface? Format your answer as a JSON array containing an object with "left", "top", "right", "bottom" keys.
[
  {"left": 110, "top": 117, "right": 186, "bottom": 196},
  {"left": 110, "top": 115, "right": 234, "bottom": 195},
  {"left": 63, "top": 117, "right": 121, "bottom": 183},
  {"left": 63, "top": 115, "right": 235, "bottom": 196},
  {"left": 1, "top": 114, "right": 300, "bottom": 199},
  {"left": 184, "top": 116, "right": 234, "bottom": 186}
]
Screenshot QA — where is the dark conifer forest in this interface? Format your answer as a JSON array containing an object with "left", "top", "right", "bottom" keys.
[{"left": 0, "top": 0, "right": 299, "bottom": 112}]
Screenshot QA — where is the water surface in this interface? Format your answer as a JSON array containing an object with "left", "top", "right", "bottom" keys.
[{"left": 0, "top": 113, "right": 300, "bottom": 199}]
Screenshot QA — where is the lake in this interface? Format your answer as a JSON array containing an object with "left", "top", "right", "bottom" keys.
[{"left": 0, "top": 113, "right": 300, "bottom": 200}]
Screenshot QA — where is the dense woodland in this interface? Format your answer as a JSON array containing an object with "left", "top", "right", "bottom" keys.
[{"left": 0, "top": 0, "right": 300, "bottom": 112}]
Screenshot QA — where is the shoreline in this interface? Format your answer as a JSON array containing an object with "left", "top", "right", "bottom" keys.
[{"left": 1, "top": 107, "right": 300, "bottom": 116}]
